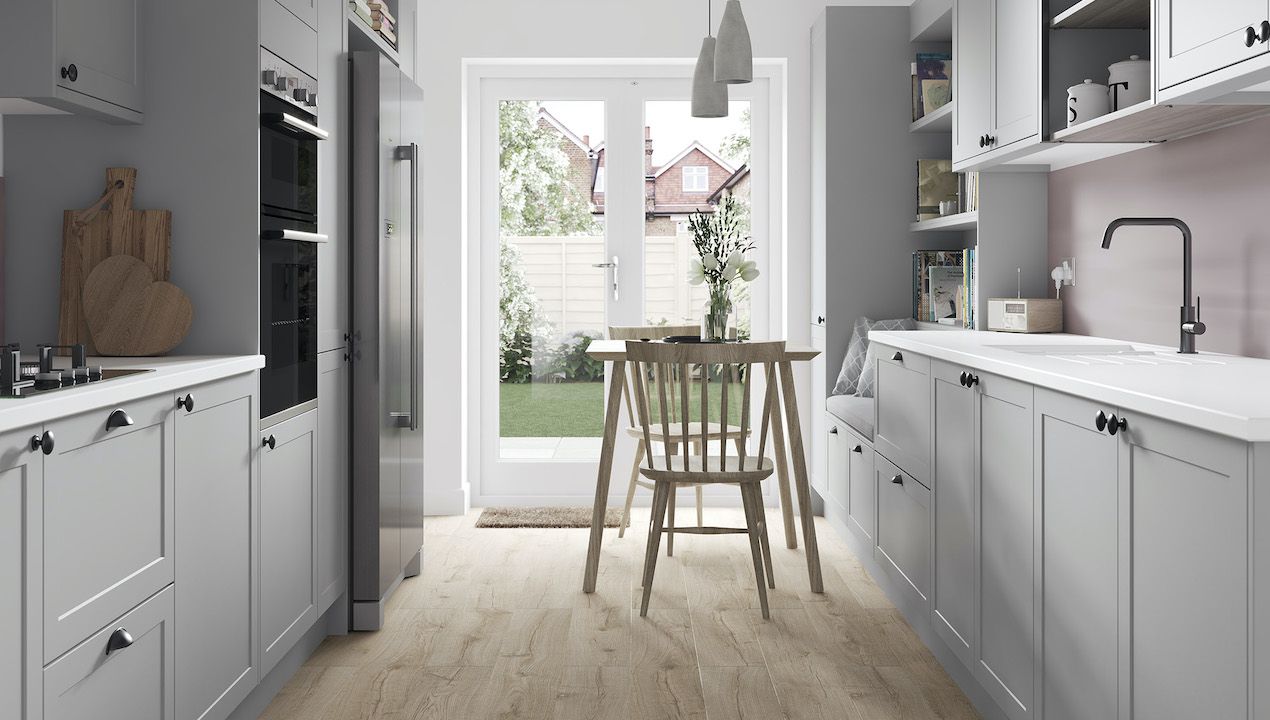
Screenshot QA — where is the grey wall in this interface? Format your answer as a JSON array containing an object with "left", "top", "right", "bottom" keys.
[
  {"left": 2, "top": 2, "right": 259, "bottom": 355},
  {"left": 1049, "top": 116, "right": 1270, "bottom": 358}
]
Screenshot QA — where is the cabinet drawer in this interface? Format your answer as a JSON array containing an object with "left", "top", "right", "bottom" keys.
[
  {"left": 44, "top": 585, "right": 174, "bottom": 720},
  {"left": 44, "top": 394, "right": 174, "bottom": 662},
  {"left": 875, "top": 453, "right": 930, "bottom": 603},
  {"left": 824, "top": 412, "right": 848, "bottom": 514},
  {"left": 873, "top": 345, "right": 931, "bottom": 483},
  {"left": 845, "top": 426, "right": 875, "bottom": 544}
]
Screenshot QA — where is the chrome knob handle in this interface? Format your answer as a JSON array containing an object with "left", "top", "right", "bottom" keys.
[
  {"left": 30, "top": 431, "right": 54, "bottom": 455},
  {"left": 106, "top": 627, "right": 134, "bottom": 655},
  {"left": 1107, "top": 413, "right": 1128, "bottom": 436},
  {"left": 106, "top": 409, "right": 134, "bottom": 431},
  {"left": 1095, "top": 410, "right": 1109, "bottom": 432},
  {"left": 965, "top": 373, "right": 979, "bottom": 387},
  {"left": 177, "top": 394, "right": 195, "bottom": 412},
  {"left": 263, "top": 435, "right": 276, "bottom": 450}
]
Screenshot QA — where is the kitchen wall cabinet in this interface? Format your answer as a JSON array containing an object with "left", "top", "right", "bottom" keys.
[
  {"left": 174, "top": 376, "right": 257, "bottom": 720},
  {"left": 930, "top": 360, "right": 975, "bottom": 668},
  {"left": 1, "top": 427, "right": 42, "bottom": 720},
  {"left": 258, "top": 409, "right": 319, "bottom": 676},
  {"left": 42, "top": 395, "right": 174, "bottom": 663},
  {"left": 952, "top": 0, "right": 1040, "bottom": 168},
  {"left": 0, "top": 0, "right": 143, "bottom": 123},
  {"left": 1157, "top": 0, "right": 1270, "bottom": 90},
  {"left": 317, "top": 350, "right": 350, "bottom": 614},
  {"left": 952, "top": 0, "right": 993, "bottom": 162}
]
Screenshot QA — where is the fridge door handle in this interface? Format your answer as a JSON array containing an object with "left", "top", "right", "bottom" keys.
[{"left": 395, "top": 142, "right": 420, "bottom": 431}]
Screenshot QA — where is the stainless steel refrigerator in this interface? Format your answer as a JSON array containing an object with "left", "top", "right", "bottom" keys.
[{"left": 349, "top": 50, "right": 424, "bottom": 631}]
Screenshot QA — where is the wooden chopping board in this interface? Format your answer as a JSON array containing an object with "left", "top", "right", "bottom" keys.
[
  {"left": 58, "top": 168, "right": 172, "bottom": 354},
  {"left": 82, "top": 255, "right": 192, "bottom": 356}
]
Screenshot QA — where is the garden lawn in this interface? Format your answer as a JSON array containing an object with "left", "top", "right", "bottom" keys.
[{"left": 499, "top": 380, "right": 747, "bottom": 438}]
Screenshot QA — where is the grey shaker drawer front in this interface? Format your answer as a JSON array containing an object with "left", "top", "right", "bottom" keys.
[
  {"left": 44, "top": 585, "right": 174, "bottom": 720},
  {"left": 875, "top": 453, "right": 931, "bottom": 603},
  {"left": 43, "top": 393, "right": 174, "bottom": 662},
  {"left": 873, "top": 345, "right": 931, "bottom": 484}
]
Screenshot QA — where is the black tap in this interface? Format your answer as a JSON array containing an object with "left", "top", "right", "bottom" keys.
[{"left": 1101, "top": 217, "right": 1206, "bottom": 354}]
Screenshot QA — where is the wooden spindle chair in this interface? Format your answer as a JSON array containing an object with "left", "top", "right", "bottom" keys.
[{"left": 627, "top": 340, "right": 783, "bottom": 619}]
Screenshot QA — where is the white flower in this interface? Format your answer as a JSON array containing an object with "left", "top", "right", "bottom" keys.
[
  {"left": 740, "top": 261, "right": 760, "bottom": 282},
  {"left": 702, "top": 254, "right": 719, "bottom": 271},
  {"left": 724, "top": 251, "right": 744, "bottom": 272},
  {"left": 687, "top": 259, "right": 706, "bottom": 286}
]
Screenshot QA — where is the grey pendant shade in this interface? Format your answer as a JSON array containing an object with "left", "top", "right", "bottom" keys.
[
  {"left": 692, "top": 36, "right": 729, "bottom": 118},
  {"left": 714, "top": 0, "right": 753, "bottom": 84}
]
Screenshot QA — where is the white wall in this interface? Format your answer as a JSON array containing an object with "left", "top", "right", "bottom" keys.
[{"left": 416, "top": 0, "right": 909, "bottom": 513}]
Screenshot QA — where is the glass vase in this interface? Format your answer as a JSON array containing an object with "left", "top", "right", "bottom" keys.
[{"left": 701, "top": 283, "right": 734, "bottom": 342}]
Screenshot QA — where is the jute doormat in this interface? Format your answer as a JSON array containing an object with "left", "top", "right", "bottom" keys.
[{"left": 475, "top": 506, "right": 623, "bottom": 529}]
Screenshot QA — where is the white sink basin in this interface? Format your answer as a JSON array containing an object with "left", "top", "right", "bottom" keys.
[{"left": 987, "top": 344, "right": 1226, "bottom": 366}]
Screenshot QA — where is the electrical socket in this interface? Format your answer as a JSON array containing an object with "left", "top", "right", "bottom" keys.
[{"left": 1063, "top": 257, "right": 1076, "bottom": 286}]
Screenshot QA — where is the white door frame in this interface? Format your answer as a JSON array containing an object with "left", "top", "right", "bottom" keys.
[{"left": 464, "top": 60, "right": 786, "bottom": 507}]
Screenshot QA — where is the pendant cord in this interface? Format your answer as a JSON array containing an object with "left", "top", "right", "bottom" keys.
[{"left": 708, "top": 0, "right": 712, "bottom": 37}]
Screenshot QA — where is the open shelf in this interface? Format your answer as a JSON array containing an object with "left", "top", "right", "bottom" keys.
[
  {"left": 346, "top": 8, "right": 400, "bottom": 64},
  {"left": 1053, "top": 100, "right": 1270, "bottom": 143},
  {"left": 911, "top": 0, "right": 953, "bottom": 42},
  {"left": 911, "top": 102, "right": 953, "bottom": 133},
  {"left": 911, "top": 211, "right": 978, "bottom": 232},
  {"left": 1051, "top": 0, "right": 1150, "bottom": 29}
]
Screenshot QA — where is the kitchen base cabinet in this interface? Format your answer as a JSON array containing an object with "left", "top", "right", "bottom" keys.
[
  {"left": 1122, "top": 412, "right": 1249, "bottom": 719},
  {"left": 259, "top": 409, "right": 319, "bottom": 677},
  {"left": 825, "top": 413, "right": 849, "bottom": 515},
  {"left": 846, "top": 426, "right": 875, "bottom": 543},
  {"left": 174, "top": 376, "right": 257, "bottom": 720},
  {"left": 875, "top": 453, "right": 931, "bottom": 604},
  {"left": 930, "top": 361, "right": 976, "bottom": 667},
  {"left": 1, "top": 427, "right": 42, "bottom": 720},
  {"left": 1036, "top": 389, "right": 1119, "bottom": 720},
  {"left": 873, "top": 345, "right": 932, "bottom": 483},
  {"left": 317, "top": 350, "right": 349, "bottom": 615},
  {"left": 43, "top": 585, "right": 174, "bottom": 720}
]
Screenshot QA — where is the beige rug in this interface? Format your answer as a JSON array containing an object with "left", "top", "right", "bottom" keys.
[{"left": 476, "top": 506, "right": 623, "bottom": 528}]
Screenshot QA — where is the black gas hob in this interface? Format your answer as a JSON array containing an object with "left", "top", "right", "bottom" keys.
[{"left": 0, "top": 344, "right": 153, "bottom": 398}]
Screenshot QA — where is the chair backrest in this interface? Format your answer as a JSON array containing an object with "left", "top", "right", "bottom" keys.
[
  {"left": 609, "top": 325, "right": 699, "bottom": 428},
  {"left": 625, "top": 340, "right": 785, "bottom": 474}
]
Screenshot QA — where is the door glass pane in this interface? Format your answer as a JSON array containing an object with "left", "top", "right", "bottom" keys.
[
  {"left": 642, "top": 101, "right": 753, "bottom": 340},
  {"left": 498, "top": 100, "right": 607, "bottom": 460}
]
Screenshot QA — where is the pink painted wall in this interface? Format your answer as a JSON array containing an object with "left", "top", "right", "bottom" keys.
[{"left": 1049, "top": 116, "right": 1270, "bottom": 358}]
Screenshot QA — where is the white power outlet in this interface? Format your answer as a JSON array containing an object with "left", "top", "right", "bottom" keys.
[{"left": 1062, "top": 257, "right": 1076, "bottom": 286}]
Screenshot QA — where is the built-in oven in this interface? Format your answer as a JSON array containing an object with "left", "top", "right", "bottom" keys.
[{"left": 259, "top": 48, "right": 326, "bottom": 425}]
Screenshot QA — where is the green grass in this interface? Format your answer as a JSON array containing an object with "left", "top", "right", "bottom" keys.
[{"left": 499, "top": 380, "right": 747, "bottom": 438}]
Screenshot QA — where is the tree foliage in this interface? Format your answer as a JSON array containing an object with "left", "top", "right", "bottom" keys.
[
  {"left": 720, "top": 108, "right": 752, "bottom": 166},
  {"left": 499, "top": 101, "right": 597, "bottom": 237}
]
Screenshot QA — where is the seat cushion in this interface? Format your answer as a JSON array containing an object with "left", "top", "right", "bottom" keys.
[
  {"left": 827, "top": 394, "right": 875, "bottom": 440},
  {"left": 831, "top": 317, "right": 917, "bottom": 397}
]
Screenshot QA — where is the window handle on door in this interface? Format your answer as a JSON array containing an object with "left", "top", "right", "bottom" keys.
[{"left": 592, "top": 256, "right": 619, "bottom": 300}]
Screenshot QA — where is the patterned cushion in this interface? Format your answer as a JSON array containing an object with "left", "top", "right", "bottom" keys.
[
  {"left": 832, "top": 317, "right": 915, "bottom": 397},
  {"left": 852, "top": 317, "right": 916, "bottom": 399}
]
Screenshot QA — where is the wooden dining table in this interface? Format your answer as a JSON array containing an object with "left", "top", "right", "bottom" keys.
[{"left": 582, "top": 340, "right": 824, "bottom": 594}]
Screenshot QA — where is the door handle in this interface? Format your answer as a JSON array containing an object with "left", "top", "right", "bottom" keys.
[
  {"left": 396, "top": 142, "right": 421, "bottom": 431},
  {"left": 105, "top": 627, "right": 134, "bottom": 655},
  {"left": 106, "top": 409, "right": 134, "bottom": 431},
  {"left": 593, "top": 256, "right": 619, "bottom": 300},
  {"left": 829, "top": 426, "right": 839, "bottom": 435},
  {"left": 851, "top": 445, "right": 863, "bottom": 454},
  {"left": 891, "top": 474, "right": 904, "bottom": 485}
]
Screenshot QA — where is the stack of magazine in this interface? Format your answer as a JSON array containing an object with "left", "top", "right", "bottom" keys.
[
  {"left": 912, "top": 249, "right": 977, "bottom": 328},
  {"left": 911, "top": 52, "right": 952, "bottom": 121}
]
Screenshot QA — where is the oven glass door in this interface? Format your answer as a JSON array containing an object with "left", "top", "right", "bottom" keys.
[
  {"left": 260, "top": 236, "right": 318, "bottom": 420},
  {"left": 260, "top": 92, "right": 318, "bottom": 219}
]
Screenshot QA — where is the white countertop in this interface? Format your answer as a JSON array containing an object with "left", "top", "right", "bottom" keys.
[
  {"left": 868, "top": 331, "right": 1270, "bottom": 442},
  {"left": 0, "top": 355, "right": 264, "bottom": 433}
]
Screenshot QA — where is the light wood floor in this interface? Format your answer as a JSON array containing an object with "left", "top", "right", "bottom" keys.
[{"left": 258, "top": 507, "right": 979, "bottom": 720}]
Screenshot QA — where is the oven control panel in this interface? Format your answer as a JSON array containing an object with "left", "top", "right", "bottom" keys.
[{"left": 260, "top": 47, "right": 318, "bottom": 112}]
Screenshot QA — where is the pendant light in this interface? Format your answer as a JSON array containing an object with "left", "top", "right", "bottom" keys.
[
  {"left": 692, "top": 0, "right": 728, "bottom": 118},
  {"left": 714, "top": 0, "right": 753, "bottom": 85}
]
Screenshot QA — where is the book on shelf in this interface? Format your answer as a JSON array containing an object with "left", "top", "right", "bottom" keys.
[
  {"left": 911, "top": 63, "right": 924, "bottom": 122},
  {"left": 368, "top": 1, "right": 396, "bottom": 24},
  {"left": 917, "top": 159, "right": 957, "bottom": 221},
  {"left": 912, "top": 53, "right": 952, "bottom": 120},
  {"left": 378, "top": 23, "right": 398, "bottom": 47},
  {"left": 912, "top": 249, "right": 977, "bottom": 328},
  {"left": 957, "top": 171, "right": 980, "bottom": 213},
  {"left": 349, "top": 0, "right": 373, "bottom": 25}
]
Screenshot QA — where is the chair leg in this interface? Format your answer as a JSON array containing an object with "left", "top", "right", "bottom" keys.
[
  {"left": 695, "top": 485, "right": 704, "bottom": 528},
  {"left": 619, "top": 439, "right": 645, "bottom": 538},
  {"left": 740, "top": 483, "right": 771, "bottom": 620},
  {"left": 755, "top": 488, "right": 776, "bottom": 589},
  {"left": 667, "top": 484, "right": 677, "bottom": 556},
  {"left": 641, "top": 481, "right": 672, "bottom": 618}
]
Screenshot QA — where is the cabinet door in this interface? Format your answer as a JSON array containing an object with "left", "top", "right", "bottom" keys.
[
  {"left": 825, "top": 413, "right": 848, "bottom": 514},
  {"left": 43, "top": 395, "right": 174, "bottom": 662},
  {"left": 0, "top": 427, "right": 43, "bottom": 720},
  {"left": 1036, "top": 390, "right": 1119, "bottom": 720},
  {"left": 174, "top": 377, "right": 257, "bottom": 720},
  {"left": 846, "top": 428, "right": 875, "bottom": 543},
  {"left": 53, "top": 0, "right": 143, "bottom": 114},
  {"left": 1119, "top": 412, "right": 1249, "bottom": 719},
  {"left": 990, "top": 0, "right": 1040, "bottom": 149},
  {"left": 317, "top": 350, "right": 349, "bottom": 614},
  {"left": 875, "top": 453, "right": 931, "bottom": 603},
  {"left": 953, "top": 0, "right": 993, "bottom": 163},
  {"left": 810, "top": 15, "right": 828, "bottom": 330},
  {"left": 1158, "top": 0, "right": 1270, "bottom": 89},
  {"left": 259, "top": 410, "right": 318, "bottom": 676},
  {"left": 975, "top": 374, "right": 1034, "bottom": 720},
  {"left": 873, "top": 346, "right": 931, "bottom": 483},
  {"left": 274, "top": 0, "right": 317, "bottom": 30},
  {"left": 44, "top": 585, "right": 174, "bottom": 720},
  {"left": 930, "top": 361, "right": 976, "bottom": 667}
]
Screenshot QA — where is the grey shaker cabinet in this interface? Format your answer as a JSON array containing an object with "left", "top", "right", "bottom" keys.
[
  {"left": 1, "top": 427, "right": 43, "bottom": 720},
  {"left": 953, "top": 0, "right": 993, "bottom": 163},
  {"left": 173, "top": 376, "right": 258, "bottom": 720},
  {"left": 824, "top": 413, "right": 849, "bottom": 515},
  {"left": 42, "top": 394, "right": 174, "bottom": 663},
  {"left": 43, "top": 585, "right": 174, "bottom": 720},
  {"left": 952, "top": 0, "right": 1040, "bottom": 167},
  {"left": 873, "top": 344, "right": 931, "bottom": 484},
  {"left": 1035, "top": 389, "right": 1120, "bottom": 720},
  {"left": 274, "top": 0, "right": 317, "bottom": 30},
  {"left": 930, "top": 360, "right": 976, "bottom": 668},
  {"left": 1157, "top": 0, "right": 1270, "bottom": 90},
  {"left": 258, "top": 409, "right": 319, "bottom": 676},
  {"left": 875, "top": 452, "right": 931, "bottom": 604},
  {"left": 317, "top": 350, "right": 350, "bottom": 615},
  {"left": 846, "top": 425, "right": 875, "bottom": 544}
]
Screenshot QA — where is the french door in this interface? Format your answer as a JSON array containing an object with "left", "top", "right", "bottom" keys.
[{"left": 477, "top": 73, "right": 772, "bottom": 504}]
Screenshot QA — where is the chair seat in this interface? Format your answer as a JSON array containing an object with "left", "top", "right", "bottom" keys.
[
  {"left": 638, "top": 454, "right": 774, "bottom": 484},
  {"left": 625, "top": 422, "right": 749, "bottom": 442}
]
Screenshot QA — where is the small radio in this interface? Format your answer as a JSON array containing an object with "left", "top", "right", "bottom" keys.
[{"left": 987, "top": 298, "right": 1063, "bottom": 333}]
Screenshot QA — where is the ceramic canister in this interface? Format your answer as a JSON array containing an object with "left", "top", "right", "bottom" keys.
[
  {"left": 1067, "top": 79, "right": 1110, "bottom": 127},
  {"left": 1108, "top": 55, "right": 1150, "bottom": 111}
]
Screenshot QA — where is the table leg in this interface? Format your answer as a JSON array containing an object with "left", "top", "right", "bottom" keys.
[
  {"left": 778, "top": 360, "right": 823, "bottom": 593},
  {"left": 767, "top": 381, "right": 798, "bottom": 550},
  {"left": 584, "top": 360, "right": 627, "bottom": 593}
]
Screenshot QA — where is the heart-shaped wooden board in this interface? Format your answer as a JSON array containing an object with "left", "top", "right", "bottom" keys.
[{"left": 82, "top": 255, "right": 193, "bottom": 356}]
